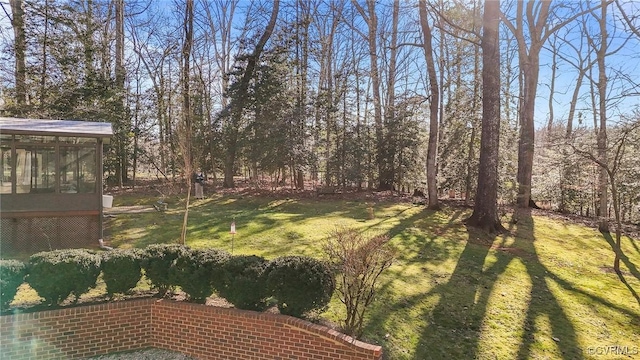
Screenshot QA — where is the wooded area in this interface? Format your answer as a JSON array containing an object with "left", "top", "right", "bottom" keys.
[{"left": 1, "top": 0, "right": 639, "bottom": 228}]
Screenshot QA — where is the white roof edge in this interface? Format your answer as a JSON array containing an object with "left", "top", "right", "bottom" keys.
[{"left": 0, "top": 117, "right": 113, "bottom": 137}]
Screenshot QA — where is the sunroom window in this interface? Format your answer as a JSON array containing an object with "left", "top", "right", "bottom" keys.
[
  {"left": 60, "top": 146, "right": 96, "bottom": 193},
  {"left": 15, "top": 146, "right": 56, "bottom": 194}
]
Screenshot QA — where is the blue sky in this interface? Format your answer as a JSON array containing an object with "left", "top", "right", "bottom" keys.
[{"left": 0, "top": 0, "right": 638, "bottom": 129}]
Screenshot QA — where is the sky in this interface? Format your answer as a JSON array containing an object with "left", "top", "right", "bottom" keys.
[
  {"left": 0, "top": 0, "right": 638, "bottom": 129},
  {"left": 528, "top": 0, "right": 640, "bottom": 128}
]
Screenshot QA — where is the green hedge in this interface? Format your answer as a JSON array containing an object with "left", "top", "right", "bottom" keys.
[
  {"left": 140, "top": 244, "right": 185, "bottom": 296},
  {"left": 219, "top": 255, "right": 269, "bottom": 311},
  {"left": 173, "top": 248, "right": 230, "bottom": 303},
  {"left": 101, "top": 249, "right": 142, "bottom": 297},
  {"left": 4, "top": 244, "right": 337, "bottom": 320},
  {"left": 0, "top": 259, "right": 27, "bottom": 311},
  {"left": 266, "top": 256, "right": 335, "bottom": 317},
  {"left": 26, "top": 249, "right": 101, "bottom": 306}
]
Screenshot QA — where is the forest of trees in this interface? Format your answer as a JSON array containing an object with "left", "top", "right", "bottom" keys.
[{"left": 1, "top": 0, "right": 639, "bottom": 226}]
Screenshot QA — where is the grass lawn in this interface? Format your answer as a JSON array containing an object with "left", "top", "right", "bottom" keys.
[{"left": 15, "top": 192, "right": 640, "bottom": 359}]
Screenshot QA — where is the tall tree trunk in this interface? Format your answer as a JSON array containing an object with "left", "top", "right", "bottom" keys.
[
  {"left": 610, "top": 171, "right": 621, "bottom": 273},
  {"left": 10, "top": 0, "right": 27, "bottom": 114},
  {"left": 595, "top": 0, "right": 609, "bottom": 232},
  {"left": 503, "top": 0, "right": 600, "bottom": 208},
  {"left": 352, "top": 0, "right": 389, "bottom": 190},
  {"left": 566, "top": 70, "right": 586, "bottom": 139},
  {"left": 419, "top": 0, "right": 440, "bottom": 210},
  {"left": 516, "top": 60, "right": 539, "bottom": 207},
  {"left": 180, "top": 0, "right": 194, "bottom": 245},
  {"left": 546, "top": 35, "right": 557, "bottom": 134},
  {"left": 39, "top": 0, "right": 49, "bottom": 108},
  {"left": 465, "top": 26, "right": 481, "bottom": 207},
  {"left": 385, "top": 0, "right": 399, "bottom": 191},
  {"left": 115, "top": 0, "right": 126, "bottom": 188},
  {"left": 325, "top": 44, "right": 334, "bottom": 187},
  {"left": 294, "top": 0, "right": 310, "bottom": 190},
  {"left": 466, "top": 0, "right": 504, "bottom": 233}
]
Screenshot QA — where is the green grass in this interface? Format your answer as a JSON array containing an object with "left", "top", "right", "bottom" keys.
[{"left": 15, "top": 193, "right": 640, "bottom": 359}]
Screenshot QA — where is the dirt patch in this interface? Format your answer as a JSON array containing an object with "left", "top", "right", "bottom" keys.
[
  {"left": 598, "top": 266, "right": 633, "bottom": 277},
  {"left": 107, "top": 179, "right": 417, "bottom": 203}
]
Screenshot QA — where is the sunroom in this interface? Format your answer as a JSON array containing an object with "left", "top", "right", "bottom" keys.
[{"left": 0, "top": 117, "right": 113, "bottom": 257}]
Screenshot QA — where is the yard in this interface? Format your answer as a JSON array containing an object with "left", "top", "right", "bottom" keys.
[{"left": 11, "top": 189, "right": 640, "bottom": 359}]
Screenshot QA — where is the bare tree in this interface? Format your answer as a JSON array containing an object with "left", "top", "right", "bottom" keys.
[
  {"left": 589, "top": 0, "right": 611, "bottom": 231},
  {"left": 351, "top": 0, "right": 390, "bottom": 190},
  {"left": 179, "top": 0, "right": 194, "bottom": 244},
  {"left": 9, "top": 0, "right": 26, "bottom": 114},
  {"left": 385, "top": 0, "right": 400, "bottom": 192},
  {"left": 501, "top": 0, "right": 600, "bottom": 208},
  {"left": 202, "top": 0, "right": 240, "bottom": 181},
  {"left": 581, "top": 0, "right": 631, "bottom": 230},
  {"left": 418, "top": 0, "right": 440, "bottom": 210},
  {"left": 293, "top": 0, "right": 311, "bottom": 189},
  {"left": 114, "top": 0, "right": 126, "bottom": 188},
  {"left": 552, "top": 19, "right": 596, "bottom": 139},
  {"left": 567, "top": 120, "right": 640, "bottom": 274}
]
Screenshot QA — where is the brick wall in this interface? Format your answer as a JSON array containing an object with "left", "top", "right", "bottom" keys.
[
  {"left": 0, "top": 299, "right": 383, "bottom": 360},
  {"left": 0, "top": 299, "right": 152, "bottom": 359}
]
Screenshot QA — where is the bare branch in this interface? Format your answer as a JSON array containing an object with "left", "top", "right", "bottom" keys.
[
  {"left": 427, "top": 1, "right": 481, "bottom": 46},
  {"left": 616, "top": 0, "right": 640, "bottom": 38}
]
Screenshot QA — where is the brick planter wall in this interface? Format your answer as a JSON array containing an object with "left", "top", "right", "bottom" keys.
[
  {"left": 1, "top": 299, "right": 383, "bottom": 360},
  {"left": 0, "top": 299, "right": 152, "bottom": 359}
]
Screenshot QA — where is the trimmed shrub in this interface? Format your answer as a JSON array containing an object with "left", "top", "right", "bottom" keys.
[
  {"left": 265, "top": 256, "right": 335, "bottom": 317},
  {"left": 140, "top": 244, "right": 185, "bottom": 296},
  {"left": 26, "top": 249, "right": 101, "bottom": 306},
  {"left": 0, "top": 259, "right": 27, "bottom": 311},
  {"left": 219, "top": 255, "right": 269, "bottom": 311},
  {"left": 173, "top": 248, "right": 230, "bottom": 303},
  {"left": 101, "top": 249, "right": 143, "bottom": 297}
]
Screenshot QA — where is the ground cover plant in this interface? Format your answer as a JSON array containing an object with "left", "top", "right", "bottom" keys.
[{"left": 8, "top": 191, "right": 640, "bottom": 359}]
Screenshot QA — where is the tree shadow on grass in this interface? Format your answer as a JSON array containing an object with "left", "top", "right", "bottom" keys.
[
  {"left": 513, "top": 209, "right": 582, "bottom": 360},
  {"left": 600, "top": 231, "right": 640, "bottom": 307},
  {"left": 403, "top": 209, "right": 583, "bottom": 359},
  {"left": 360, "top": 207, "right": 509, "bottom": 358},
  {"left": 410, "top": 225, "right": 515, "bottom": 359}
]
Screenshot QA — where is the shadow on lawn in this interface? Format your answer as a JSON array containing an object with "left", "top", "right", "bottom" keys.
[
  {"left": 600, "top": 231, "right": 640, "bottom": 307},
  {"left": 105, "top": 195, "right": 401, "bottom": 256},
  {"left": 410, "top": 221, "right": 518, "bottom": 359},
  {"left": 364, "top": 208, "right": 584, "bottom": 359},
  {"left": 513, "top": 209, "right": 582, "bottom": 360}
]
